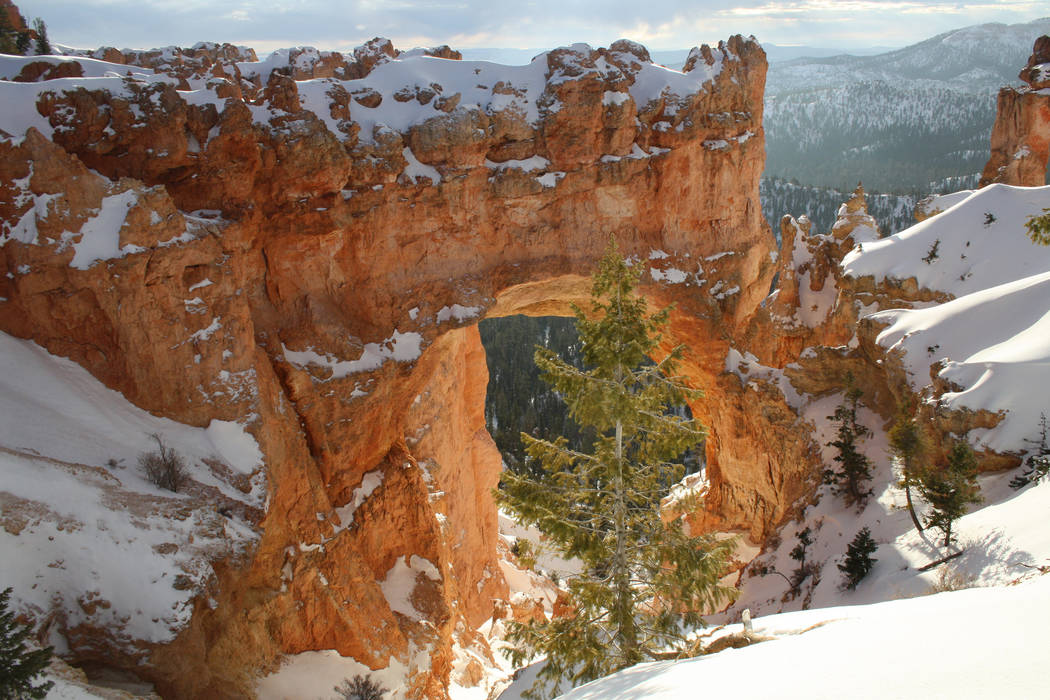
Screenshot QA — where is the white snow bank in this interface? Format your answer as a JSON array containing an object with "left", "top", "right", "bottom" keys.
[
  {"left": 0, "top": 332, "right": 264, "bottom": 646},
  {"left": 842, "top": 185, "right": 1050, "bottom": 454},
  {"left": 257, "top": 649, "right": 411, "bottom": 700},
  {"left": 842, "top": 184, "right": 1050, "bottom": 298},
  {"left": 557, "top": 575, "right": 1050, "bottom": 700},
  {"left": 872, "top": 270, "right": 1050, "bottom": 452}
]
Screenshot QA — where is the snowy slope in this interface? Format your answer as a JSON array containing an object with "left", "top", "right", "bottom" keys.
[
  {"left": 844, "top": 184, "right": 1050, "bottom": 454},
  {"left": 556, "top": 575, "right": 1050, "bottom": 700},
  {"left": 0, "top": 332, "right": 265, "bottom": 651}
]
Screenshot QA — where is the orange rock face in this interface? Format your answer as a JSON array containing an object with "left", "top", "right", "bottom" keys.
[
  {"left": 0, "top": 32, "right": 781, "bottom": 697},
  {"left": 979, "top": 35, "right": 1050, "bottom": 187}
]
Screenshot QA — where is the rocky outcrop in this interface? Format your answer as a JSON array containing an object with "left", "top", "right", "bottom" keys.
[
  {"left": 1, "top": 31, "right": 775, "bottom": 698},
  {"left": 979, "top": 35, "right": 1050, "bottom": 187}
]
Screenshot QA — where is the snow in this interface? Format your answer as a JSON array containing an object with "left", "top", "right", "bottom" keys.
[
  {"left": 843, "top": 185, "right": 1050, "bottom": 454},
  {"left": 0, "top": 60, "right": 175, "bottom": 140},
  {"left": 67, "top": 190, "right": 143, "bottom": 269},
  {"left": 257, "top": 649, "right": 412, "bottom": 700},
  {"left": 400, "top": 146, "right": 442, "bottom": 185},
  {"left": 486, "top": 155, "right": 551, "bottom": 173},
  {"left": 380, "top": 555, "right": 442, "bottom": 620},
  {"left": 282, "top": 330, "right": 423, "bottom": 379},
  {"left": 649, "top": 266, "right": 688, "bottom": 284},
  {"left": 334, "top": 470, "right": 384, "bottom": 528},
  {"left": 842, "top": 185, "right": 1050, "bottom": 297},
  {"left": 556, "top": 575, "right": 1050, "bottom": 700},
  {"left": 436, "top": 304, "right": 483, "bottom": 323},
  {"left": 872, "top": 271, "right": 1050, "bottom": 452},
  {"left": 0, "top": 332, "right": 264, "bottom": 647}
]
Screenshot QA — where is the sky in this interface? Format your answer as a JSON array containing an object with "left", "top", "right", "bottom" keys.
[{"left": 14, "top": 1, "right": 1050, "bottom": 57}]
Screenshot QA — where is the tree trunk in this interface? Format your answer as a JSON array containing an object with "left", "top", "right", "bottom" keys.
[{"left": 905, "top": 482, "right": 924, "bottom": 532}]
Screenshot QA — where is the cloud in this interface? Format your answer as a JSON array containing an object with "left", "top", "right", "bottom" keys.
[{"left": 17, "top": 0, "right": 1050, "bottom": 55}]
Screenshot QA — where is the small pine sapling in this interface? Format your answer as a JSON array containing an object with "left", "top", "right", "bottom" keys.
[
  {"left": 983, "top": 212, "right": 996, "bottom": 226},
  {"left": 838, "top": 527, "right": 878, "bottom": 590},
  {"left": 788, "top": 526, "right": 814, "bottom": 592},
  {"left": 888, "top": 401, "right": 926, "bottom": 532},
  {"left": 510, "top": 538, "right": 537, "bottom": 571},
  {"left": 919, "top": 441, "right": 982, "bottom": 549},
  {"left": 1009, "top": 413, "right": 1050, "bottom": 489},
  {"left": 333, "top": 675, "right": 386, "bottom": 700},
  {"left": 0, "top": 588, "right": 54, "bottom": 700},
  {"left": 922, "top": 239, "right": 940, "bottom": 264},
  {"left": 825, "top": 385, "right": 874, "bottom": 507}
]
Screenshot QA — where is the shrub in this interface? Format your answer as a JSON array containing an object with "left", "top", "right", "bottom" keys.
[
  {"left": 0, "top": 587, "right": 54, "bottom": 700},
  {"left": 510, "top": 539, "right": 537, "bottom": 571},
  {"left": 139, "top": 433, "right": 188, "bottom": 492},
  {"left": 925, "top": 566, "right": 975, "bottom": 594},
  {"left": 333, "top": 675, "right": 386, "bottom": 700}
]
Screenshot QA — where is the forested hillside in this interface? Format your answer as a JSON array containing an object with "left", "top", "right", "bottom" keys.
[
  {"left": 479, "top": 316, "right": 591, "bottom": 473},
  {"left": 764, "top": 17, "right": 1050, "bottom": 192}
]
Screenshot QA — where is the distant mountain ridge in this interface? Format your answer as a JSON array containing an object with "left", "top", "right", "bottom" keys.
[
  {"left": 458, "top": 43, "right": 894, "bottom": 68},
  {"left": 769, "top": 17, "right": 1050, "bottom": 93},
  {"left": 763, "top": 17, "right": 1050, "bottom": 195}
]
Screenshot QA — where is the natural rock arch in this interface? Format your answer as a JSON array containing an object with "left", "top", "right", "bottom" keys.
[{"left": 0, "top": 34, "right": 831, "bottom": 697}]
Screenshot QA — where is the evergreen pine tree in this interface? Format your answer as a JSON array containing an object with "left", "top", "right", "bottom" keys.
[
  {"left": 919, "top": 441, "right": 982, "bottom": 549},
  {"left": 825, "top": 384, "right": 873, "bottom": 506},
  {"left": 1009, "top": 413, "right": 1050, "bottom": 489},
  {"left": 0, "top": 588, "right": 54, "bottom": 700},
  {"left": 15, "top": 28, "right": 30, "bottom": 55},
  {"left": 888, "top": 401, "right": 926, "bottom": 532},
  {"left": 496, "top": 244, "right": 735, "bottom": 699},
  {"left": 31, "top": 18, "right": 49, "bottom": 56},
  {"left": 838, "top": 527, "right": 878, "bottom": 590},
  {"left": 788, "top": 526, "right": 814, "bottom": 592}
]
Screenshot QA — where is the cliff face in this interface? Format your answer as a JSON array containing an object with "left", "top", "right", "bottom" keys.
[
  {"left": 980, "top": 35, "right": 1050, "bottom": 187},
  {"left": 0, "top": 34, "right": 783, "bottom": 697}
]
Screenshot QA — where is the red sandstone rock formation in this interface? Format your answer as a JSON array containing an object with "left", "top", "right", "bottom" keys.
[
  {"left": 979, "top": 35, "right": 1050, "bottom": 187},
  {"left": 4, "top": 17, "right": 1040, "bottom": 698},
  {"left": 1, "top": 30, "right": 778, "bottom": 697}
]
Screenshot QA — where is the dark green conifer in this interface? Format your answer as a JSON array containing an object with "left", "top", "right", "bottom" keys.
[
  {"left": 788, "top": 526, "right": 814, "bottom": 591},
  {"left": 0, "top": 588, "right": 54, "bottom": 700},
  {"left": 825, "top": 383, "right": 873, "bottom": 506},
  {"left": 838, "top": 527, "right": 878, "bottom": 590},
  {"left": 919, "top": 441, "right": 982, "bottom": 548},
  {"left": 31, "top": 18, "right": 49, "bottom": 55},
  {"left": 1009, "top": 413, "right": 1050, "bottom": 489},
  {"left": 496, "top": 244, "right": 734, "bottom": 699}
]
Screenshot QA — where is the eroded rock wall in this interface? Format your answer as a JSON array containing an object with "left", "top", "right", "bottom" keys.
[{"left": 0, "top": 33, "right": 781, "bottom": 697}]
